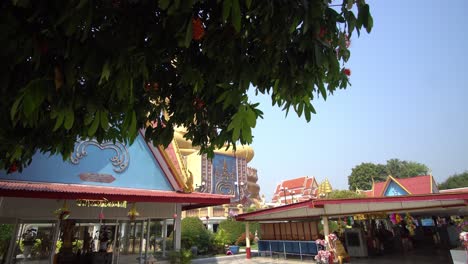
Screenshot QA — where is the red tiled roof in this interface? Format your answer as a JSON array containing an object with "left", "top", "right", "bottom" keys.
[
  {"left": 396, "top": 175, "right": 432, "bottom": 194},
  {"left": 0, "top": 181, "right": 231, "bottom": 208},
  {"left": 281, "top": 176, "right": 308, "bottom": 189},
  {"left": 365, "top": 175, "right": 434, "bottom": 197},
  {"left": 372, "top": 181, "right": 386, "bottom": 196}
]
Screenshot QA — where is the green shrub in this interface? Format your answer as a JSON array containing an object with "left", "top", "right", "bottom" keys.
[
  {"left": 168, "top": 249, "right": 192, "bottom": 264},
  {"left": 218, "top": 219, "right": 244, "bottom": 245},
  {"left": 181, "top": 217, "right": 212, "bottom": 252}
]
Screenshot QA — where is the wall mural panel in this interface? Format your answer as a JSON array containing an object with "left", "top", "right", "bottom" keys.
[
  {"left": 211, "top": 154, "right": 238, "bottom": 197},
  {"left": 384, "top": 181, "right": 409, "bottom": 197}
]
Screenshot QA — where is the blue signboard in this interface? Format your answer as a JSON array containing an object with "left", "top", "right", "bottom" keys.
[{"left": 0, "top": 135, "right": 173, "bottom": 191}]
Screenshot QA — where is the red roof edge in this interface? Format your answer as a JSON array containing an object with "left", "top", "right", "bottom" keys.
[
  {"left": 312, "top": 192, "right": 468, "bottom": 205},
  {"left": 0, "top": 181, "right": 230, "bottom": 206}
]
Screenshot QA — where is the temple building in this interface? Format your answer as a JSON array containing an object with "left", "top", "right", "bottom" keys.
[
  {"left": 169, "top": 127, "right": 263, "bottom": 231},
  {"left": 359, "top": 175, "right": 439, "bottom": 197},
  {"left": 0, "top": 131, "right": 230, "bottom": 264},
  {"left": 271, "top": 176, "right": 319, "bottom": 205}
]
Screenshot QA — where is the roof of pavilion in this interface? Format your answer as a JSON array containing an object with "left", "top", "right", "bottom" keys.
[
  {"left": 360, "top": 175, "right": 437, "bottom": 197},
  {"left": 0, "top": 130, "right": 231, "bottom": 210},
  {"left": 235, "top": 192, "right": 468, "bottom": 222},
  {"left": 0, "top": 180, "right": 230, "bottom": 210}
]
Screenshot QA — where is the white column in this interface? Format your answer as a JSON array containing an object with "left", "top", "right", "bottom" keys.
[
  {"left": 145, "top": 218, "right": 150, "bottom": 261},
  {"left": 111, "top": 220, "right": 119, "bottom": 264},
  {"left": 174, "top": 204, "right": 182, "bottom": 251},
  {"left": 322, "top": 216, "right": 330, "bottom": 248},
  {"left": 49, "top": 220, "right": 61, "bottom": 264},
  {"left": 162, "top": 220, "right": 167, "bottom": 257},
  {"left": 245, "top": 222, "right": 250, "bottom": 248},
  {"left": 139, "top": 222, "right": 144, "bottom": 264}
]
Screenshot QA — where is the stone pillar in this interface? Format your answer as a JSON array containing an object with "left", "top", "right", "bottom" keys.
[
  {"left": 174, "top": 204, "right": 182, "bottom": 251},
  {"left": 322, "top": 216, "right": 330, "bottom": 247},
  {"left": 162, "top": 220, "right": 167, "bottom": 257}
]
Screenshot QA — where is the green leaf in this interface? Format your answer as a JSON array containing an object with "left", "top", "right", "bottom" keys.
[
  {"left": 184, "top": 18, "right": 193, "bottom": 48},
  {"left": 159, "top": 0, "right": 170, "bottom": 10},
  {"left": 318, "top": 81, "right": 327, "bottom": 100},
  {"left": 347, "top": 12, "right": 356, "bottom": 36},
  {"left": 53, "top": 112, "right": 64, "bottom": 131},
  {"left": 232, "top": 126, "right": 240, "bottom": 142},
  {"left": 245, "top": 0, "right": 252, "bottom": 9},
  {"left": 129, "top": 110, "right": 137, "bottom": 139},
  {"left": 223, "top": 0, "right": 232, "bottom": 21},
  {"left": 366, "top": 12, "right": 374, "bottom": 33},
  {"left": 231, "top": 0, "right": 241, "bottom": 32},
  {"left": 10, "top": 95, "right": 23, "bottom": 120},
  {"left": 99, "top": 61, "right": 111, "bottom": 85},
  {"left": 63, "top": 108, "right": 74, "bottom": 130},
  {"left": 88, "top": 111, "right": 100, "bottom": 136},
  {"left": 296, "top": 102, "right": 303, "bottom": 117},
  {"left": 100, "top": 110, "right": 109, "bottom": 130},
  {"left": 84, "top": 112, "right": 94, "bottom": 126}
]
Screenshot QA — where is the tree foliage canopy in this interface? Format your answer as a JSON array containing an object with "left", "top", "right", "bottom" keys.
[
  {"left": 348, "top": 159, "right": 430, "bottom": 190},
  {"left": 0, "top": 0, "right": 373, "bottom": 171},
  {"left": 327, "top": 189, "right": 365, "bottom": 199},
  {"left": 438, "top": 171, "right": 468, "bottom": 190}
]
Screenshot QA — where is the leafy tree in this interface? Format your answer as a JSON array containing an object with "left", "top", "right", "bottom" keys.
[
  {"left": 348, "top": 162, "right": 386, "bottom": 191},
  {"left": 328, "top": 189, "right": 365, "bottom": 199},
  {"left": 438, "top": 171, "right": 468, "bottom": 190},
  {"left": 0, "top": 0, "right": 373, "bottom": 171},
  {"left": 386, "top": 158, "right": 429, "bottom": 179},
  {"left": 180, "top": 217, "right": 211, "bottom": 252}
]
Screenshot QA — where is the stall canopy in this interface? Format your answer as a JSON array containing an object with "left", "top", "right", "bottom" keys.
[{"left": 236, "top": 192, "right": 468, "bottom": 222}]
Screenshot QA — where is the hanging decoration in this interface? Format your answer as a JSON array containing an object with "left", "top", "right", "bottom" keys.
[
  {"left": 354, "top": 214, "right": 367, "bottom": 221},
  {"left": 54, "top": 200, "right": 71, "bottom": 220},
  {"left": 127, "top": 203, "right": 140, "bottom": 221},
  {"left": 389, "top": 213, "right": 402, "bottom": 225},
  {"left": 405, "top": 213, "right": 416, "bottom": 236}
]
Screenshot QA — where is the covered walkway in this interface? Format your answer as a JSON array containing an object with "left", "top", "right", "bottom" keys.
[{"left": 235, "top": 192, "right": 468, "bottom": 263}]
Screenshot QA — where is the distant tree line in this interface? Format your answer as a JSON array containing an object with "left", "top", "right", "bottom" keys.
[{"left": 438, "top": 171, "right": 468, "bottom": 190}]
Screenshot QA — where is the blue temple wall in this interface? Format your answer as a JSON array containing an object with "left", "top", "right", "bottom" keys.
[{"left": 0, "top": 135, "right": 173, "bottom": 191}]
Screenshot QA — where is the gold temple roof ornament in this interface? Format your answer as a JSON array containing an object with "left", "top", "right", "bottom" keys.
[{"left": 318, "top": 178, "right": 333, "bottom": 198}]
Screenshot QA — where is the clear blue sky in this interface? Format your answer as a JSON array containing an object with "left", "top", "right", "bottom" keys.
[{"left": 248, "top": 0, "right": 468, "bottom": 201}]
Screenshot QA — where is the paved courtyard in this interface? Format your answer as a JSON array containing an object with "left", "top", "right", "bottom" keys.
[{"left": 191, "top": 247, "right": 453, "bottom": 264}]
